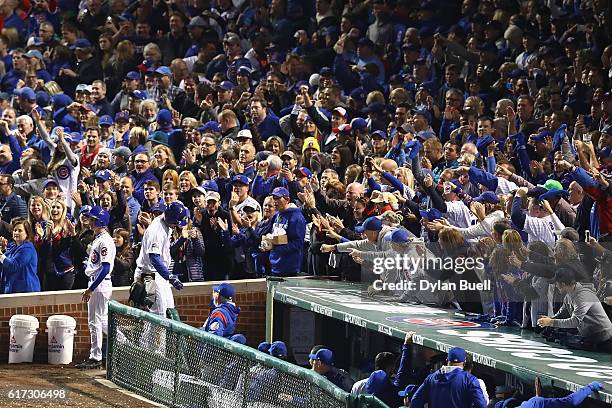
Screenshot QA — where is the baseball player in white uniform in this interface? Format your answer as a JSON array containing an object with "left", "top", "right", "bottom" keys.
[
  {"left": 135, "top": 201, "right": 187, "bottom": 316},
  {"left": 76, "top": 206, "right": 115, "bottom": 369}
]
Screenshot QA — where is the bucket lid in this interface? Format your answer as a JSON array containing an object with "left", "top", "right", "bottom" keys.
[
  {"left": 46, "top": 315, "right": 77, "bottom": 328},
  {"left": 9, "top": 314, "right": 39, "bottom": 329}
]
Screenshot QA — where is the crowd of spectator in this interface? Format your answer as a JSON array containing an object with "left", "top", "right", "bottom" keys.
[{"left": 0, "top": 0, "right": 609, "bottom": 361}]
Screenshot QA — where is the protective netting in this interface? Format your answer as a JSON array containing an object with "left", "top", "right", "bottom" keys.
[{"left": 107, "top": 301, "right": 361, "bottom": 408}]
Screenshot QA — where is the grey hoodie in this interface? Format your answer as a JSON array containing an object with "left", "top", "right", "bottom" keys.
[{"left": 553, "top": 282, "right": 612, "bottom": 342}]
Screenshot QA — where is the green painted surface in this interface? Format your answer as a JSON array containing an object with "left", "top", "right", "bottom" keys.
[{"left": 270, "top": 279, "right": 612, "bottom": 404}]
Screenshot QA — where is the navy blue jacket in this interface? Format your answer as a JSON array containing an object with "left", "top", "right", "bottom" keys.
[{"left": 269, "top": 206, "right": 306, "bottom": 276}]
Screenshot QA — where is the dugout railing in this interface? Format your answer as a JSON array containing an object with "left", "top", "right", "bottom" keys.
[{"left": 107, "top": 301, "right": 389, "bottom": 408}]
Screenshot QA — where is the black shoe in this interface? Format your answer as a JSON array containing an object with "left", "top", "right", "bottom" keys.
[{"left": 75, "top": 358, "right": 102, "bottom": 369}]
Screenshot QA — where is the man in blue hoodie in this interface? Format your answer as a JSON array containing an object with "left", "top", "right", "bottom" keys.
[
  {"left": 201, "top": 282, "right": 240, "bottom": 338},
  {"left": 411, "top": 347, "right": 487, "bottom": 408},
  {"left": 263, "top": 187, "right": 306, "bottom": 277}
]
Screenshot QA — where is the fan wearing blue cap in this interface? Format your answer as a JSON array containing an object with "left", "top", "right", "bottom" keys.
[
  {"left": 261, "top": 187, "right": 306, "bottom": 277},
  {"left": 309, "top": 347, "right": 355, "bottom": 392},
  {"left": 134, "top": 201, "right": 186, "bottom": 317},
  {"left": 321, "top": 216, "right": 391, "bottom": 261},
  {"left": 201, "top": 282, "right": 241, "bottom": 338},
  {"left": 76, "top": 206, "right": 116, "bottom": 369},
  {"left": 411, "top": 347, "right": 487, "bottom": 408}
]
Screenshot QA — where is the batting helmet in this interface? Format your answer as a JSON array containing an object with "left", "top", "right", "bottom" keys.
[
  {"left": 164, "top": 202, "right": 190, "bottom": 227},
  {"left": 82, "top": 205, "right": 110, "bottom": 228}
]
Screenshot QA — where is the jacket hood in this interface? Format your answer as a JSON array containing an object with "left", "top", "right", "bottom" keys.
[
  {"left": 433, "top": 365, "right": 463, "bottom": 384},
  {"left": 223, "top": 301, "right": 240, "bottom": 313}
]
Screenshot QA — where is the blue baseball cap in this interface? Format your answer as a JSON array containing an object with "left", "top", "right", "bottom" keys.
[
  {"left": 19, "top": 87, "right": 36, "bottom": 101},
  {"left": 42, "top": 178, "right": 60, "bottom": 190},
  {"left": 350, "top": 117, "right": 367, "bottom": 131},
  {"left": 229, "top": 334, "right": 246, "bottom": 344},
  {"left": 125, "top": 71, "right": 140, "bottom": 81},
  {"left": 269, "top": 341, "right": 288, "bottom": 358},
  {"left": 36, "top": 91, "right": 50, "bottom": 107},
  {"left": 257, "top": 342, "right": 271, "bottom": 353},
  {"left": 319, "top": 67, "right": 333, "bottom": 76},
  {"left": 199, "top": 121, "right": 221, "bottom": 133},
  {"left": 70, "top": 38, "right": 92, "bottom": 49},
  {"left": 164, "top": 201, "right": 189, "bottom": 226},
  {"left": 384, "top": 228, "right": 412, "bottom": 243},
  {"left": 213, "top": 282, "right": 236, "bottom": 299},
  {"left": 218, "top": 81, "right": 235, "bottom": 91},
  {"left": 237, "top": 66, "right": 253, "bottom": 77},
  {"left": 294, "top": 167, "right": 312, "bottom": 178},
  {"left": 365, "top": 370, "right": 388, "bottom": 395},
  {"left": 419, "top": 208, "right": 444, "bottom": 221},
  {"left": 79, "top": 205, "right": 93, "bottom": 215},
  {"left": 355, "top": 216, "right": 383, "bottom": 233},
  {"left": 539, "top": 189, "right": 569, "bottom": 202},
  {"left": 371, "top": 130, "right": 388, "bottom": 140},
  {"left": 398, "top": 384, "right": 417, "bottom": 398},
  {"left": 599, "top": 146, "right": 612, "bottom": 159},
  {"left": 413, "top": 108, "right": 432, "bottom": 123},
  {"left": 349, "top": 88, "right": 365, "bottom": 101},
  {"left": 67, "top": 132, "right": 83, "bottom": 143},
  {"left": 95, "top": 169, "right": 113, "bottom": 181},
  {"left": 201, "top": 180, "right": 219, "bottom": 192},
  {"left": 82, "top": 205, "right": 110, "bottom": 227},
  {"left": 99, "top": 115, "right": 114, "bottom": 126},
  {"left": 154, "top": 66, "right": 172, "bottom": 76},
  {"left": 308, "top": 348, "right": 334, "bottom": 365},
  {"left": 118, "top": 12, "right": 135, "bottom": 22},
  {"left": 271, "top": 187, "right": 290, "bottom": 198},
  {"left": 115, "top": 111, "right": 129, "bottom": 122},
  {"left": 448, "top": 347, "right": 466, "bottom": 363},
  {"left": 473, "top": 191, "right": 499, "bottom": 204},
  {"left": 157, "top": 109, "right": 173, "bottom": 127},
  {"left": 130, "top": 90, "right": 148, "bottom": 100},
  {"left": 527, "top": 186, "right": 548, "bottom": 198},
  {"left": 231, "top": 174, "right": 250, "bottom": 186}
]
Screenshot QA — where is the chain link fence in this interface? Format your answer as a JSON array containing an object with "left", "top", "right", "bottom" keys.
[{"left": 107, "top": 301, "right": 388, "bottom": 408}]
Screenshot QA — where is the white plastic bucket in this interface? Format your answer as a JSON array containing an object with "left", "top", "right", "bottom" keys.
[
  {"left": 8, "top": 315, "right": 39, "bottom": 363},
  {"left": 46, "top": 315, "right": 77, "bottom": 365}
]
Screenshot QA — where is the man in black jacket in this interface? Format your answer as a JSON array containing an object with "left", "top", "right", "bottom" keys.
[
  {"left": 197, "top": 191, "right": 233, "bottom": 281},
  {"left": 58, "top": 39, "right": 103, "bottom": 95}
]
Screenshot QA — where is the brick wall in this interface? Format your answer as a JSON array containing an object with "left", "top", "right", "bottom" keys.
[{"left": 0, "top": 280, "right": 267, "bottom": 364}]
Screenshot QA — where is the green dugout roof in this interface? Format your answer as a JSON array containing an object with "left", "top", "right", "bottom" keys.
[{"left": 269, "top": 279, "right": 612, "bottom": 404}]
